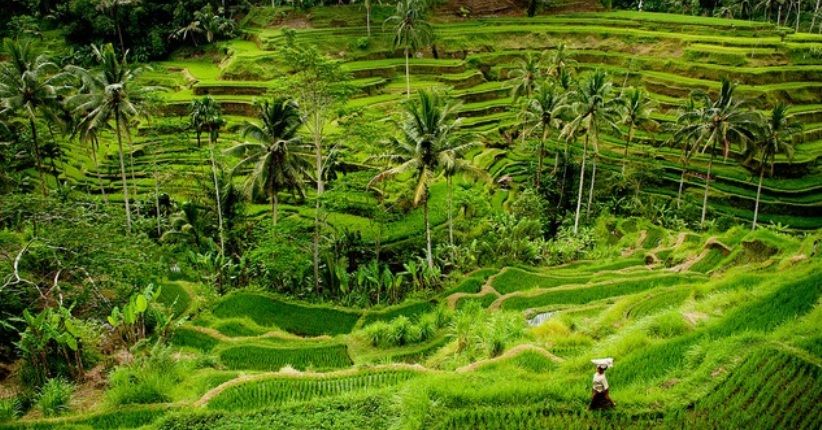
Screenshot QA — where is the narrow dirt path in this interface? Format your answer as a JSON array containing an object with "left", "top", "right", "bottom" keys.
[{"left": 455, "top": 344, "right": 564, "bottom": 373}]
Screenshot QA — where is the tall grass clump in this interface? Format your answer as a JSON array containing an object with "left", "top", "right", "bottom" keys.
[
  {"left": 362, "top": 307, "right": 452, "bottom": 348},
  {"left": 0, "top": 397, "right": 20, "bottom": 422},
  {"left": 218, "top": 344, "right": 352, "bottom": 371},
  {"left": 106, "top": 346, "right": 181, "bottom": 405},
  {"left": 36, "top": 378, "right": 73, "bottom": 417}
]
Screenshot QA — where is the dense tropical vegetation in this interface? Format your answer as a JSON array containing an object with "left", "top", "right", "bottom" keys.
[{"left": 0, "top": 0, "right": 819, "bottom": 428}]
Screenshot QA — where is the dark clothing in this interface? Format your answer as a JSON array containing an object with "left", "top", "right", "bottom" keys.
[{"left": 590, "top": 389, "right": 615, "bottom": 410}]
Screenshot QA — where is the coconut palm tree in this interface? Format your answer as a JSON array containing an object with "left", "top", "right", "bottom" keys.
[
  {"left": 384, "top": 0, "right": 433, "bottom": 97},
  {"left": 510, "top": 53, "right": 543, "bottom": 146},
  {"left": 619, "top": 87, "right": 656, "bottom": 174},
  {"left": 190, "top": 96, "right": 226, "bottom": 255},
  {"left": 67, "top": 43, "right": 154, "bottom": 232},
  {"left": 523, "top": 81, "right": 569, "bottom": 188},
  {"left": 227, "top": 98, "right": 310, "bottom": 227},
  {"left": 672, "top": 79, "right": 761, "bottom": 226},
  {"left": 561, "top": 70, "right": 620, "bottom": 233},
  {"left": 0, "top": 39, "right": 63, "bottom": 195},
  {"left": 368, "top": 90, "right": 461, "bottom": 268},
  {"left": 547, "top": 43, "right": 576, "bottom": 79},
  {"left": 750, "top": 103, "right": 798, "bottom": 229}
]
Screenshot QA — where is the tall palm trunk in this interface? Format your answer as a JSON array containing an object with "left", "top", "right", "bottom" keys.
[
  {"left": 313, "top": 111, "right": 324, "bottom": 293},
  {"left": 114, "top": 110, "right": 132, "bottom": 232},
  {"left": 208, "top": 132, "right": 225, "bottom": 257},
  {"left": 270, "top": 193, "right": 279, "bottom": 227},
  {"left": 586, "top": 154, "right": 597, "bottom": 219},
  {"left": 28, "top": 116, "right": 48, "bottom": 196},
  {"left": 700, "top": 149, "right": 716, "bottom": 226},
  {"left": 676, "top": 165, "right": 687, "bottom": 209},
  {"left": 447, "top": 176, "right": 454, "bottom": 246},
  {"left": 536, "top": 125, "right": 548, "bottom": 188},
  {"left": 366, "top": 2, "right": 371, "bottom": 37},
  {"left": 623, "top": 125, "right": 634, "bottom": 174},
  {"left": 424, "top": 197, "right": 433, "bottom": 269},
  {"left": 752, "top": 166, "right": 765, "bottom": 230},
  {"left": 404, "top": 47, "right": 411, "bottom": 98},
  {"left": 126, "top": 130, "right": 139, "bottom": 215},
  {"left": 153, "top": 160, "right": 161, "bottom": 237},
  {"left": 812, "top": 0, "right": 821, "bottom": 31},
  {"left": 574, "top": 136, "right": 588, "bottom": 234}
]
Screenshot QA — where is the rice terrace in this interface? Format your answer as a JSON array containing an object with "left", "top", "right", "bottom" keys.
[{"left": 1, "top": 0, "right": 821, "bottom": 428}]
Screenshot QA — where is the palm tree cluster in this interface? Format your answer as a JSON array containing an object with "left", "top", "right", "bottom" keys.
[
  {"left": 507, "top": 45, "right": 795, "bottom": 233},
  {"left": 1, "top": 40, "right": 155, "bottom": 232}
]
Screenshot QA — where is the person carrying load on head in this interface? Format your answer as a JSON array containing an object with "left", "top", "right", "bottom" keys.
[{"left": 589, "top": 358, "right": 615, "bottom": 410}]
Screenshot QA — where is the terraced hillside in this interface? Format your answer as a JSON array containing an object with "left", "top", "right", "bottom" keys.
[
  {"left": 53, "top": 9, "right": 822, "bottom": 233},
  {"left": 3, "top": 217, "right": 819, "bottom": 429}
]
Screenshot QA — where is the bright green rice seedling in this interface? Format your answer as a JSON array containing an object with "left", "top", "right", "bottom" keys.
[
  {"left": 212, "top": 293, "right": 361, "bottom": 336},
  {"left": 206, "top": 369, "right": 420, "bottom": 411},
  {"left": 218, "top": 344, "right": 352, "bottom": 371}
]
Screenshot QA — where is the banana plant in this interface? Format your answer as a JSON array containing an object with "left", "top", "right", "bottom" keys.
[{"left": 107, "top": 285, "right": 161, "bottom": 348}]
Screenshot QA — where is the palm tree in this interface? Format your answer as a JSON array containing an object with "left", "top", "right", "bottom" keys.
[
  {"left": 0, "top": 39, "right": 62, "bottom": 195},
  {"left": 227, "top": 98, "right": 310, "bottom": 227},
  {"left": 547, "top": 43, "right": 576, "bottom": 79},
  {"left": 369, "top": 90, "right": 461, "bottom": 268},
  {"left": 672, "top": 79, "right": 760, "bottom": 225},
  {"left": 523, "top": 81, "right": 568, "bottom": 188},
  {"left": 561, "top": 70, "right": 620, "bottom": 233},
  {"left": 509, "top": 53, "right": 542, "bottom": 146},
  {"left": 619, "top": 87, "right": 656, "bottom": 174},
  {"left": 750, "top": 103, "right": 798, "bottom": 229},
  {"left": 67, "top": 43, "right": 154, "bottom": 232},
  {"left": 384, "top": 0, "right": 433, "bottom": 97},
  {"left": 191, "top": 96, "right": 226, "bottom": 256}
]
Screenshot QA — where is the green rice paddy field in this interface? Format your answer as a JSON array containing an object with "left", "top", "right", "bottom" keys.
[{"left": 5, "top": 5, "right": 822, "bottom": 429}]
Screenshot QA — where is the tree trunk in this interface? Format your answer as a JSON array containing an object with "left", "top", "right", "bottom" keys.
[
  {"left": 208, "top": 133, "right": 225, "bottom": 257},
  {"left": 586, "top": 154, "right": 597, "bottom": 219},
  {"left": 125, "top": 129, "right": 139, "bottom": 216},
  {"left": 677, "top": 167, "right": 686, "bottom": 209},
  {"left": 623, "top": 125, "right": 634, "bottom": 175},
  {"left": 812, "top": 0, "right": 821, "bottom": 32},
  {"left": 366, "top": 3, "right": 371, "bottom": 37},
  {"left": 700, "top": 150, "right": 715, "bottom": 226},
  {"left": 796, "top": 0, "right": 802, "bottom": 32},
  {"left": 536, "top": 125, "right": 548, "bottom": 188},
  {"left": 752, "top": 167, "right": 765, "bottom": 230},
  {"left": 92, "top": 139, "right": 109, "bottom": 204},
  {"left": 28, "top": 116, "right": 48, "bottom": 196},
  {"left": 271, "top": 192, "right": 278, "bottom": 227},
  {"left": 153, "top": 160, "right": 161, "bottom": 238},
  {"left": 574, "top": 137, "right": 587, "bottom": 234},
  {"left": 405, "top": 47, "right": 411, "bottom": 98},
  {"left": 114, "top": 110, "right": 132, "bottom": 232},
  {"left": 424, "top": 197, "right": 433, "bottom": 269},
  {"left": 313, "top": 111, "right": 324, "bottom": 293},
  {"left": 447, "top": 176, "right": 454, "bottom": 246}
]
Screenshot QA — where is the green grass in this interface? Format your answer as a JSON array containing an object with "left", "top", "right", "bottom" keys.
[
  {"left": 500, "top": 273, "right": 704, "bottom": 310},
  {"left": 212, "top": 292, "right": 362, "bottom": 336},
  {"left": 206, "top": 369, "right": 420, "bottom": 411},
  {"left": 218, "top": 343, "right": 353, "bottom": 372}
]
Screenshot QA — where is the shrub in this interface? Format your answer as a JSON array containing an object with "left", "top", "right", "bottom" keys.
[
  {"left": 0, "top": 397, "right": 20, "bottom": 422},
  {"left": 36, "top": 378, "right": 73, "bottom": 417},
  {"left": 362, "top": 307, "right": 452, "bottom": 348},
  {"left": 647, "top": 311, "right": 691, "bottom": 338},
  {"left": 106, "top": 346, "right": 180, "bottom": 405}
]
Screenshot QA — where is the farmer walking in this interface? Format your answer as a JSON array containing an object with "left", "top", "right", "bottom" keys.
[{"left": 590, "top": 358, "right": 615, "bottom": 410}]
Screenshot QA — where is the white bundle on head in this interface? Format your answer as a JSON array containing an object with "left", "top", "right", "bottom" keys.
[{"left": 591, "top": 358, "right": 614, "bottom": 369}]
